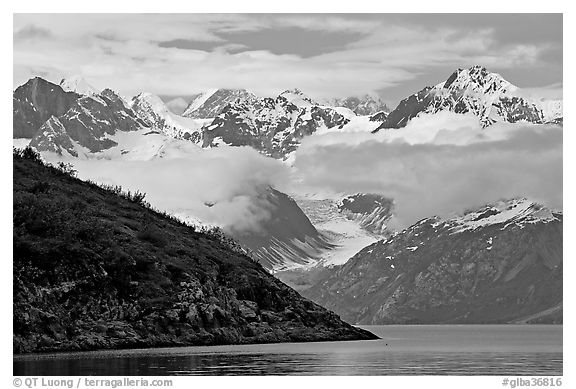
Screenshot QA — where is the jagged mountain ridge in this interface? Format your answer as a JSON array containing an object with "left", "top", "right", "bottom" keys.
[
  {"left": 14, "top": 80, "right": 352, "bottom": 160},
  {"left": 13, "top": 77, "right": 80, "bottom": 139},
  {"left": 183, "top": 89, "right": 390, "bottom": 120},
  {"left": 12, "top": 73, "right": 564, "bottom": 284},
  {"left": 59, "top": 76, "right": 98, "bottom": 96},
  {"left": 304, "top": 198, "right": 562, "bottom": 324},
  {"left": 12, "top": 78, "right": 339, "bottom": 271},
  {"left": 30, "top": 89, "right": 148, "bottom": 156},
  {"left": 130, "top": 92, "right": 204, "bottom": 142},
  {"left": 337, "top": 193, "right": 394, "bottom": 236},
  {"left": 202, "top": 89, "right": 350, "bottom": 159},
  {"left": 369, "top": 111, "right": 389, "bottom": 122},
  {"left": 375, "top": 66, "right": 563, "bottom": 131},
  {"left": 182, "top": 89, "right": 258, "bottom": 119},
  {"left": 13, "top": 151, "right": 377, "bottom": 353},
  {"left": 15, "top": 67, "right": 564, "bottom": 157},
  {"left": 14, "top": 78, "right": 209, "bottom": 158}
]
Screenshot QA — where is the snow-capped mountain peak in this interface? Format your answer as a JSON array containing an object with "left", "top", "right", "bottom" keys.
[
  {"left": 182, "top": 89, "right": 218, "bottom": 117},
  {"left": 376, "top": 65, "right": 563, "bottom": 130},
  {"left": 437, "top": 66, "right": 517, "bottom": 96},
  {"left": 130, "top": 92, "right": 205, "bottom": 142},
  {"left": 59, "top": 75, "right": 98, "bottom": 96},
  {"left": 382, "top": 198, "right": 561, "bottom": 244},
  {"left": 202, "top": 89, "right": 350, "bottom": 159},
  {"left": 131, "top": 92, "right": 171, "bottom": 118},
  {"left": 304, "top": 196, "right": 562, "bottom": 325},
  {"left": 100, "top": 88, "right": 130, "bottom": 107},
  {"left": 278, "top": 89, "right": 318, "bottom": 107},
  {"left": 182, "top": 88, "right": 258, "bottom": 119},
  {"left": 449, "top": 198, "right": 560, "bottom": 233},
  {"left": 27, "top": 84, "right": 147, "bottom": 156}
]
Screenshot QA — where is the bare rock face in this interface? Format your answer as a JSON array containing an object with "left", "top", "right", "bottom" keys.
[
  {"left": 369, "top": 111, "right": 389, "bottom": 122},
  {"left": 13, "top": 153, "right": 377, "bottom": 353},
  {"left": 304, "top": 199, "right": 562, "bottom": 325},
  {"left": 183, "top": 89, "right": 258, "bottom": 119},
  {"left": 14, "top": 77, "right": 149, "bottom": 156},
  {"left": 29, "top": 116, "right": 78, "bottom": 156},
  {"left": 202, "top": 91, "right": 350, "bottom": 159},
  {"left": 338, "top": 193, "right": 394, "bottom": 236},
  {"left": 374, "top": 87, "right": 434, "bottom": 130},
  {"left": 230, "top": 188, "right": 334, "bottom": 271},
  {"left": 13, "top": 77, "right": 80, "bottom": 138},
  {"left": 30, "top": 89, "right": 148, "bottom": 155},
  {"left": 374, "top": 66, "right": 563, "bottom": 131}
]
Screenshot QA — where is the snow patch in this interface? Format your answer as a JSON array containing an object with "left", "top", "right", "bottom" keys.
[{"left": 60, "top": 75, "right": 98, "bottom": 96}]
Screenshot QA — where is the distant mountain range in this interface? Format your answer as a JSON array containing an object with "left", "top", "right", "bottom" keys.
[
  {"left": 13, "top": 79, "right": 364, "bottom": 159},
  {"left": 181, "top": 89, "right": 389, "bottom": 119},
  {"left": 12, "top": 67, "right": 564, "bottom": 275},
  {"left": 374, "top": 65, "right": 562, "bottom": 131},
  {"left": 13, "top": 66, "right": 563, "bottom": 161},
  {"left": 325, "top": 95, "right": 390, "bottom": 116},
  {"left": 201, "top": 89, "right": 351, "bottom": 159},
  {"left": 12, "top": 77, "right": 343, "bottom": 271},
  {"left": 304, "top": 198, "right": 562, "bottom": 324}
]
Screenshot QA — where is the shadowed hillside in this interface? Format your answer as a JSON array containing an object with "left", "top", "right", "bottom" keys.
[
  {"left": 13, "top": 148, "right": 376, "bottom": 353},
  {"left": 305, "top": 199, "right": 562, "bottom": 325}
]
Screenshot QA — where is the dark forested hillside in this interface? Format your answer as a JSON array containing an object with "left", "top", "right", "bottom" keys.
[{"left": 13, "top": 149, "right": 376, "bottom": 353}]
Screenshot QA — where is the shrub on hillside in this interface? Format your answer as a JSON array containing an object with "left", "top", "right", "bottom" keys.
[{"left": 13, "top": 146, "right": 42, "bottom": 162}]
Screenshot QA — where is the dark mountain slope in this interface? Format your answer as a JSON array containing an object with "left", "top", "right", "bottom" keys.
[
  {"left": 13, "top": 77, "right": 79, "bottom": 138},
  {"left": 304, "top": 199, "right": 562, "bottom": 325},
  {"left": 29, "top": 89, "right": 147, "bottom": 155},
  {"left": 13, "top": 149, "right": 376, "bottom": 354},
  {"left": 231, "top": 188, "right": 334, "bottom": 270}
]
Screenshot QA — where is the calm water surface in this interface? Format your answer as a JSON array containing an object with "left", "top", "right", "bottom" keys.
[{"left": 13, "top": 325, "right": 562, "bottom": 375}]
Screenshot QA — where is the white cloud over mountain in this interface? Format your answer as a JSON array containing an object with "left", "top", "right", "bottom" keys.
[
  {"left": 65, "top": 145, "right": 290, "bottom": 234},
  {"left": 292, "top": 114, "right": 562, "bottom": 228}
]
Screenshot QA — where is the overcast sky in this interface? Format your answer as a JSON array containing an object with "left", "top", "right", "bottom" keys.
[{"left": 13, "top": 13, "right": 562, "bottom": 105}]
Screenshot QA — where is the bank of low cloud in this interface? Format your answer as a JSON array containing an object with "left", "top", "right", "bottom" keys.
[
  {"left": 292, "top": 114, "right": 562, "bottom": 228},
  {"left": 69, "top": 146, "right": 289, "bottom": 235}
]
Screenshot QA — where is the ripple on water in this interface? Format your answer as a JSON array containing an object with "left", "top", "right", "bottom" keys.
[{"left": 14, "top": 325, "right": 563, "bottom": 376}]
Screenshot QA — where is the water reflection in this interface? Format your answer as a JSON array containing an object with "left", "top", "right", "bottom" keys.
[
  {"left": 13, "top": 351, "right": 563, "bottom": 376},
  {"left": 14, "top": 325, "right": 563, "bottom": 376}
]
